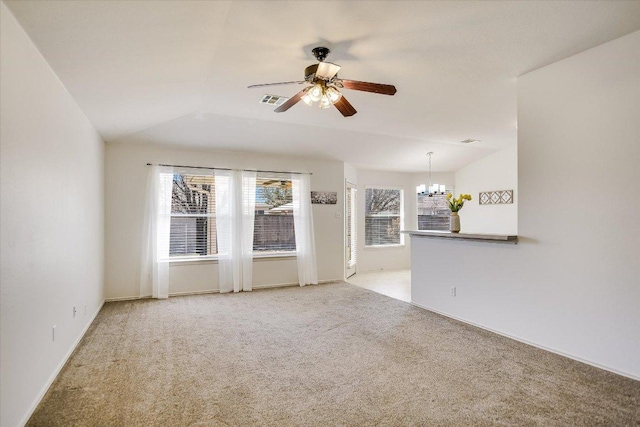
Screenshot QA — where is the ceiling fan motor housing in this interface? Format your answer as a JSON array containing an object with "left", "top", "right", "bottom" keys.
[{"left": 312, "top": 46, "right": 330, "bottom": 62}]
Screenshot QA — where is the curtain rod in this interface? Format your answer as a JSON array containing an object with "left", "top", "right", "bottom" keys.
[{"left": 146, "top": 163, "right": 312, "bottom": 176}]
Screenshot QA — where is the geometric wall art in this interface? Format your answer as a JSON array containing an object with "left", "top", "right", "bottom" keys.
[{"left": 479, "top": 189, "right": 514, "bottom": 205}]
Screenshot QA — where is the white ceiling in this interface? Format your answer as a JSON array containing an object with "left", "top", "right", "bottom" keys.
[{"left": 5, "top": 1, "right": 640, "bottom": 172}]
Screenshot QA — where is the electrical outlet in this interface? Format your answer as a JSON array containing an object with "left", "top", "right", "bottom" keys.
[
  {"left": 73, "top": 306, "right": 77, "bottom": 318},
  {"left": 52, "top": 325, "right": 56, "bottom": 342},
  {"left": 451, "top": 286, "right": 456, "bottom": 297}
]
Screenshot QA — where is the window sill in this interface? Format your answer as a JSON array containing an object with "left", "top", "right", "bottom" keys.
[
  {"left": 166, "top": 252, "right": 296, "bottom": 265},
  {"left": 253, "top": 253, "right": 296, "bottom": 261},
  {"left": 167, "top": 257, "right": 217, "bottom": 265},
  {"left": 364, "top": 244, "right": 406, "bottom": 250}
]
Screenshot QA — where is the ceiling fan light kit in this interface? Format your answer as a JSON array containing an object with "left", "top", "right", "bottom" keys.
[
  {"left": 302, "top": 80, "right": 343, "bottom": 109},
  {"left": 248, "top": 46, "right": 396, "bottom": 117}
]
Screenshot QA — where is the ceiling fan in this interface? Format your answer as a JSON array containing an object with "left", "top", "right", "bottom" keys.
[{"left": 248, "top": 47, "right": 397, "bottom": 117}]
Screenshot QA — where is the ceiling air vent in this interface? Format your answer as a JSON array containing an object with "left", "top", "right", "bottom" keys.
[
  {"left": 460, "top": 139, "right": 481, "bottom": 144},
  {"left": 260, "top": 94, "right": 289, "bottom": 106}
]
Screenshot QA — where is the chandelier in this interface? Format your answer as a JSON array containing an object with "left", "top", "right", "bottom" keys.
[{"left": 417, "top": 152, "right": 446, "bottom": 196}]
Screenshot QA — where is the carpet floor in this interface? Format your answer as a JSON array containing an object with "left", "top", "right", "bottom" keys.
[{"left": 28, "top": 282, "right": 640, "bottom": 426}]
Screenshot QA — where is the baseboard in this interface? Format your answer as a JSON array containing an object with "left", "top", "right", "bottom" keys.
[
  {"left": 410, "top": 301, "right": 640, "bottom": 381},
  {"left": 252, "top": 282, "right": 296, "bottom": 290},
  {"left": 253, "top": 279, "right": 342, "bottom": 289},
  {"left": 19, "top": 300, "right": 105, "bottom": 427},
  {"left": 105, "top": 295, "right": 146, "bottom": 302},
  {"left": 167, "top": 280, "right": 342, "bottom": 294},
  {"left": 168, "top": 289, "right": 217, "bottom": 297},
  {"left": 106, "top": 280, "right": 344, "bottom": 302}
]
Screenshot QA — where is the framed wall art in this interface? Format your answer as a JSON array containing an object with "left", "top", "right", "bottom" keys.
[{"left": 311, "top": 191, "right": 338, "bottom": 204}]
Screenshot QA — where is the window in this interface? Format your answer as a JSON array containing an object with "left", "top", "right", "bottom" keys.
[
  {"left": 417, "top": 193, "right": 450, "bottom": 231},
  {"left": 143, "top": 165, "right": 317, "bottom": 295},
  {"left": 365, "top": 187, "right": 403, "bottom": 246},
  {"left": 170, "top": 170, "right": 217, "bottom": 257},
  {"left": 254, "top": 175, "right": 296, "bottom": 254},
  {"left": 168, "top": 169, "right": 296, "bottom": 259}
]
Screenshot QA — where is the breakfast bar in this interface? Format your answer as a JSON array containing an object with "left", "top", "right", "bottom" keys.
[
  {"left": 402, "top": 230, "right": 518, "bottom": 244},
  {"left": 403, "top": 230, "right": 520, "bottom": 325}
]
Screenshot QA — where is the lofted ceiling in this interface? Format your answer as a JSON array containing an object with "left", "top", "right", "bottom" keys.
[{"left": 5, "top": 1, "right": 640, "bottom": 172}]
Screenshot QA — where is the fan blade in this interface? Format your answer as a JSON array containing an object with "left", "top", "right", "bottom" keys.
[
  {"left": 333, "top": 96, "right": 357, "bottom": 117},
  {"left": 340, "top": 79, "right": 397, "bottom": 95},
  {"left": 316, "top": 62, "right": 341, "bottom": 79},
  {"left": 248, "top": 81, "right": 306, "bottom": 89},
  {"left": 274, "top": 88, "right": 307, "bottom": 113}
]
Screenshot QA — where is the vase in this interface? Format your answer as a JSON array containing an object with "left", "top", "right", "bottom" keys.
[{"left": 450, "top": 212, "right": 460, "bottom": 233}]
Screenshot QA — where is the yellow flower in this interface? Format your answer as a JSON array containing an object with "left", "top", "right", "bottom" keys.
[{"left": 448, "top": 192, "right": 472, "bottom": 212}]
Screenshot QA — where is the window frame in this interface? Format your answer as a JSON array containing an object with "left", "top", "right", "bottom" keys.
[{"left": 167, "top": 169, "right": 217, "bottom": 261}]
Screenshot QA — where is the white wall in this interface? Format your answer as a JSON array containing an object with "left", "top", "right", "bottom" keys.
[
  {"left": 454, "top": 146, "right": 518, "bottom": 234},
  {"left": 412, "top": 31, "right": 640, "bottom": 379},
  {"left": 105, "top": 143, "right": 345, "bottom": 299},
  {"left": 355, "top": 168, "right": 454, "bottom": 273},
  {"left": 0, "top": 3, "right": 105, "bottom": 426},
  {"left": 344, "top": 162, "right": 357, "bottom": 185}
]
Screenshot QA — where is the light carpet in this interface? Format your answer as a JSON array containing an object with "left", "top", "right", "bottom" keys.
[{"left": 28, "top": 282, "right": 640, "bottom": 426}]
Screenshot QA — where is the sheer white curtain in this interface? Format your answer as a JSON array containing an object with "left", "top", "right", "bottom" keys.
[
  {"left": 140, "top": 165, "right": 173, "bottom": 299},
  {"left": 215, "top": 170, "right": 256, "bottom": 293},
  {"left": 292, "top": 173, "right": 318, "bottom": 286}
]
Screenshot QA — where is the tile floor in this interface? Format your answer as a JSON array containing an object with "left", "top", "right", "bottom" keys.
[{"left": 346, "top": 269, "right": 411, "bottom": 303}]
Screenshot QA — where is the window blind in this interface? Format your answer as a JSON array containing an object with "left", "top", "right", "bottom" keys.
[
  {"left": 347, "top": 185, "right": 357, "bottom": 266},
  {"left": 365, "top": 188, "right": 403, "bottom": 246}
]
